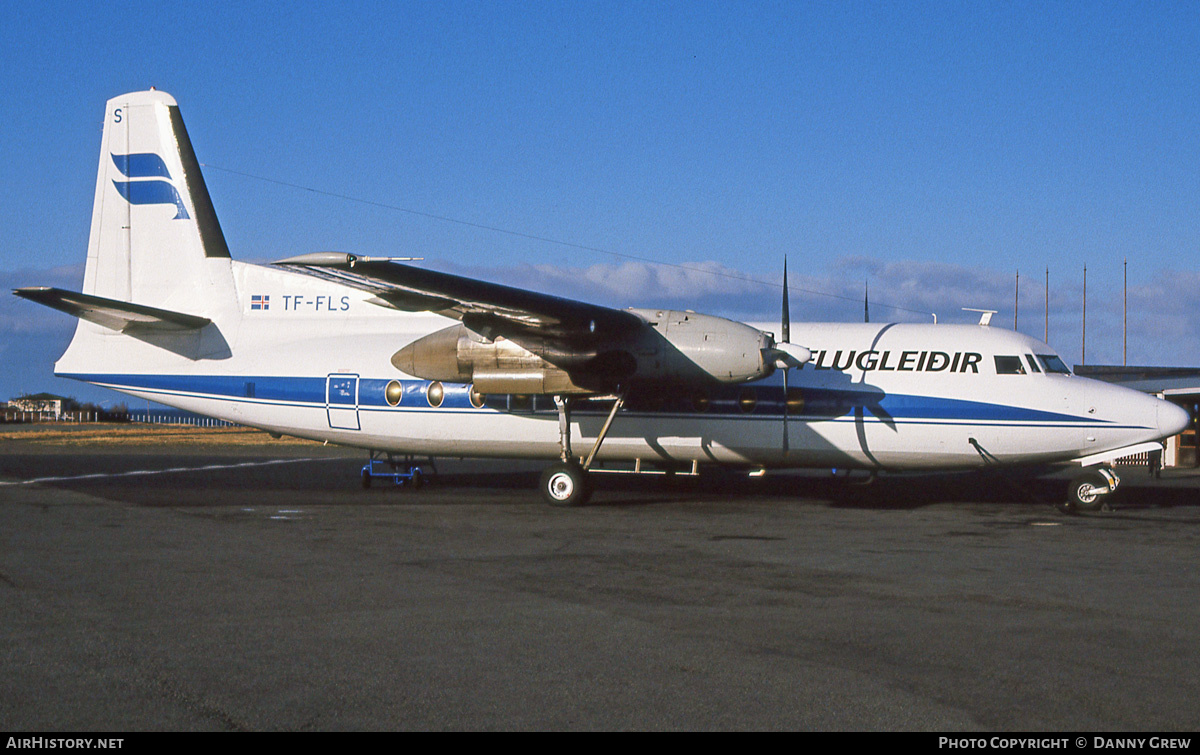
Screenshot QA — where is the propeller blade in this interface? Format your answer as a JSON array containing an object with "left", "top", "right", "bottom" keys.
[
  {"left": 781, "top": 256, "right": 790, "bottom": 345},
  {"left": 781, "top": 255, "right": 791, "bottom": 455},
  {"left": 782, "top": 366, "right": 790, "bottom": 455}
]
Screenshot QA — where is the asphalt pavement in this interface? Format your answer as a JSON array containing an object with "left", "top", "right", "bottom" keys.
[{"left": 2, "top": 425, "right": 1199, "bottom": 730}]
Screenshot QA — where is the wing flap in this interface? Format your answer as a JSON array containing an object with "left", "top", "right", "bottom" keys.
[{"left": 13, "top": 287, "right": 211, "bottom": 333}]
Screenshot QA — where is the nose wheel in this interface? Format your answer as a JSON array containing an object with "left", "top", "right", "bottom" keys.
[{"left": 1064, "top": 467, "right": 1119, "bottom": 513}]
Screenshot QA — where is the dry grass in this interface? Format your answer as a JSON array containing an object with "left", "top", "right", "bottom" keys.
[{"left": 0, "top": 423, "right": 322, "bottom": 446}]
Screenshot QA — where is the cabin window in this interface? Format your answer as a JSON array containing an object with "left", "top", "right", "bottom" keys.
[
  {"left": 1037, "top": 354, "right": 1072, "bottom": 374},
  {"left": 1025, "top": 354, "right": 1042, "bottom": 373},
  {"left": 994, "top": 356, "right": 1027, "bottom": 375},
  {"left": 738, "top": 388, "right": 757, "bottom": 413},
  {"left": 385, "top": 380, "right": 403, "bottom": 406},
  {"left": 509, "top": 394, "right": 532, "bottom": 412},
  {"left": 426, "top": 381, "right": 444, "bottom": 407},
  {"left": 785, "top": 387, "right": 804, "bottom": 416}
]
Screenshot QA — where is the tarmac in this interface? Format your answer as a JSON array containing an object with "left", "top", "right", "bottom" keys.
[{"left": 2, "top": 423, "right": 1199, "bottom": 730}]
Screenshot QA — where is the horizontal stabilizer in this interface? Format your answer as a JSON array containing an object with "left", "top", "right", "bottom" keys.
[{"left": 13, "top": 287, "right": 211, "bottom": 333}]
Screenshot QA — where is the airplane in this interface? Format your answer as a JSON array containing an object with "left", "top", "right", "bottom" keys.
[{"left": 14, "top": 90, "right": 1192, "bottom": 511}]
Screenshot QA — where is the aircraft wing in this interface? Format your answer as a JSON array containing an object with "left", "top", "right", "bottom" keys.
[
  {"left": 274, "top": 253, "right": 643, "bottom": 340},
  {"left": 13, "top": 287, "right": 211, "bottom": 332}
]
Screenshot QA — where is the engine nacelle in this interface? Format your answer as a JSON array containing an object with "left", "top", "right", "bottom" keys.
[
  {"left": 391, "top": 309, "right": 776, "bottom": 394},
  {"left": 627, "top": 308, "right": 775, "bottom": 384}
]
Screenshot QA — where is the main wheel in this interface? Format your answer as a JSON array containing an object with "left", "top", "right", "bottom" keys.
[
  {"left": 1067, "top": 470, "right": 1110, "bottom": 511},
  {"left": 540, "top": 461, "right": 592, "bottom": 506},
  {"left": 361, "top": 468, "right": 372, "bottom": 489},
  {"left": 408, "top": 468, "right": 424, "bottom": 490}
]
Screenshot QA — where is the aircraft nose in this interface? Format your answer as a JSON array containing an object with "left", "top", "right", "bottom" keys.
[{"left": 1158, "top": 400, "right": 1191, "bottom": 438}]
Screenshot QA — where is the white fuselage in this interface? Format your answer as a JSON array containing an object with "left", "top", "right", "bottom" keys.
[{"left": 55, "top": 258, "right": 1180, "bottom": 472}]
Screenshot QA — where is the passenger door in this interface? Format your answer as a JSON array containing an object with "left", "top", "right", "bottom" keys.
[{"left": 326, "top": 374, "right": 360, "bottom": 430}]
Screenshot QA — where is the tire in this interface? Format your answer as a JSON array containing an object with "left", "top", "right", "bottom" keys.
[
  {"left": 1067, "top": 471, "right": 1110, "bottom": 511},
  {"left": 361, "top": 468, "right": 372, "bottom": 489},
  {"left": 409, "top": 468, "right": 424, "bottom": 491},
  {"left": 540, "top": 461, "right": 592, "bottom": 506}
]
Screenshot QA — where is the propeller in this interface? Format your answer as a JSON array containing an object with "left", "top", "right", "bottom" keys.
[
  {"left": 782, "top": 258, "right": 791, "bottom": 454},
  {"left": 773, "top": 256, "right": 812, "bottom": 454}
]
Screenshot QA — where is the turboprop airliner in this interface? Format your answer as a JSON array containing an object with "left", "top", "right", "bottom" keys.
[{"left": 14, "top": 90, "right": 1191, "bottom": 509}]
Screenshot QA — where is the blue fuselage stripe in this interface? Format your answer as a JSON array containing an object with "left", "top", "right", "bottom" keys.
[{"left": 58, "top": 372, "right": 1122, "bottom": 428}]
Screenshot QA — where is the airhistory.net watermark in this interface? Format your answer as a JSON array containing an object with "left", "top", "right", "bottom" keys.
[{"left": 6, "top": 740, "right": 123, "bottom": 750}]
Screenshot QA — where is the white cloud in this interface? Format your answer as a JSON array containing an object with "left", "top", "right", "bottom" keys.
[
  {"left": 432, "top": 256, "right": 1200, "bottom": 367},
  {"left": 3, "top": 255, "right": 1198, "bottom": 404}
]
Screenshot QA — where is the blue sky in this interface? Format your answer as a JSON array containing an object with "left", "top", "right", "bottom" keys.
[{"left": 2, "top": 1, "right": 1198, "bottom": 404}]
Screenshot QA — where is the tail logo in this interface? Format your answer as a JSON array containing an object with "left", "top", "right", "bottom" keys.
[{"left": 110, "top": 153, "right": 190, "bottom": 220}]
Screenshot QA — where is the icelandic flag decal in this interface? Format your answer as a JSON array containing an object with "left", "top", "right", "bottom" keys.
[{"left": 251, "top": 295, "right": 269, "bottom": 311}]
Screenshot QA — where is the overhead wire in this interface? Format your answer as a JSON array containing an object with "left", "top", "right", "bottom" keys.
[{"left": 200, "top": 162, "right": 936, "bottom": 318}]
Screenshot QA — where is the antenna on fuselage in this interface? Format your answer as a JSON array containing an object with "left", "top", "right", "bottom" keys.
[
  {"left": 1014, "top": 269, "right": 1019, "bottom": 330},
  {"left": 963, "top": 308, "right": 997, "bottom": 326}
]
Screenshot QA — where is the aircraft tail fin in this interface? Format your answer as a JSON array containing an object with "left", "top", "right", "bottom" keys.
[{"left": 82, "top": 90, "right": 233, "bottom": 310}]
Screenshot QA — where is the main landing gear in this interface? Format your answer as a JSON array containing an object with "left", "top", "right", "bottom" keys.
[
  {"left": 540, "top": 393, "right": 626, "bottom": 506},
  {"left": 1061, "top": 466, "right": 1120, "bottom": 514},
  {"left": 541, "top": 461, "right": 590, "bottom": 506}
]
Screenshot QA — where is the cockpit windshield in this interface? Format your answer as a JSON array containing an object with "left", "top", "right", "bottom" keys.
[{"left": 1036, "top": 354, "right": 1072, "bottom": 374}]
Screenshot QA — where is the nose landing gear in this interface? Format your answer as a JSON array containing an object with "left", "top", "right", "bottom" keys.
[{"left": 1061, "top": 467, "right": 1120, "bottom": 513}]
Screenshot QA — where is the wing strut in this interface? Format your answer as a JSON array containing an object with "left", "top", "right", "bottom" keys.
[
  {"left": 550, "top": 390, "right": 629, "bottom": 470},
  {"left": 582, "top": 391, "right": 628, "bottom": 471}
]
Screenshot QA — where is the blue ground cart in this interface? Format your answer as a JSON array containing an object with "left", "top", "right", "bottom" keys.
[{"left": 361, "top": 451, "right": 434, "bottom": 490}]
